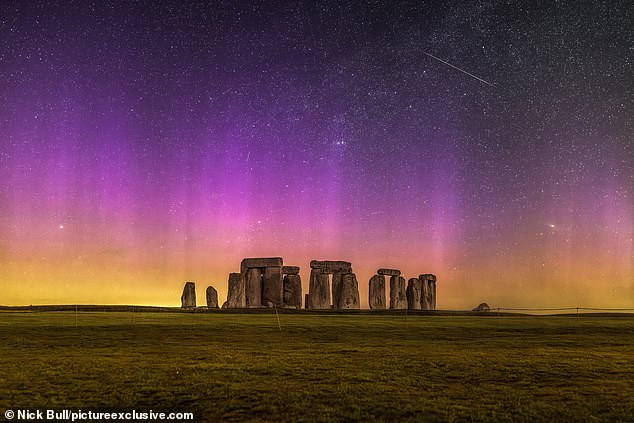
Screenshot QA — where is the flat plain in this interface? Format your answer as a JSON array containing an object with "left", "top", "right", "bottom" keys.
[{"left": 1, "top": 310, "right": 633, "bottom": 422}]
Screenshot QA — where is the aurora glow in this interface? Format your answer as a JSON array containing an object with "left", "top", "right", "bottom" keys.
[{"left": 1, "top": 1, "right": 632, "bottom": 308}]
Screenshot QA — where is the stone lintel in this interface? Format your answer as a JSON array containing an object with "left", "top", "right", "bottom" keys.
[
  {"left": 309, "top": 260, "right": 352, "bottom": 274},
  {"left": 240, "top": 257, "right": 283, "bottom": 272},
  {"left": 377, "top": 268, "right": 401, "bottom": 276}
]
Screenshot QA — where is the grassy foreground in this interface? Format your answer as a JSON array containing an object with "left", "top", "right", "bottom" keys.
[{"left": 0, "top": 311, "right": 633, "bottom": 422}]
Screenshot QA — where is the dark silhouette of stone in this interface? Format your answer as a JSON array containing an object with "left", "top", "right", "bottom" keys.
[
  {"left": 307, "top": 269, "right": 330, "bottom": 309},
  {"left": 262, "top": 266, "right": 283, "bottom": 307},
  {"left": 389, "top": 275, "right": 407, "bottom": 310},
  {"left": 282, "top": 266, "right": 300, "bottom": 275},
  {"left": 283, "top": 274, "right": 302, "bottom": 308},
  {"left": 206, "top": 286, "right": 219, "bottom": 309},
  {"left": 377, "top": 268, "right": 401, "bottom": 276},
  {"left": 430, "top": 276, "right": 436, "bottom": 310},
  {"left": 181, "top": 282, "right": 196, "bottom": 309},
  {"left": 337, "top": 273, "right": 360, "bottom": 309},
  {"left": 240, "top": 257, "right": 283, "bottom": 273},
  {"left": 406, "top": 278, "right": 422, "bottom": 310},
  {"left": 368, "top": 274, "right": 386, "bottom": 310},
  {"left": 305, "top": 293, "right": 312, "bottom": 309},
  {"left": 420, "top": 274, "right": 437, "bottom": 310},
  {"left": 310, "top": 260, "right": 352, "bottom": 274},
  {"left": 224, "top": 273, "right": 245, "bottom": 308},
  {"left": 472, "top": 303, "right": 490, "bottom": 312},
  {"left": 245, "top": 268, "right": 263, "bottom": 308}
]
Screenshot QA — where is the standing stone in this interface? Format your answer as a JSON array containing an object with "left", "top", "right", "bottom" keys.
[
  {"left": 429, "top": 275, "right": 436, "bottom": 310},
  {"left": 181, "top": 282, "right": 196, "bottom": 309},
  {"left": 368, "top": 274, "right": 386, "bottom": 310},
  {"left": 304, "top": 293, "right": 313, "bottom": 309},
  {"left": 206, "top": 286, "right": 219, "bottom": 309},
  {"left": 389, "top": 275, "right": 407, "bottom": 310},
  {"left": 308, "top": 269, "right": 330, "bottom": 309},
  {"left": 283, "top": 274, "right": 302, "bottom": 308},
  {"left": 331, "top": 272, "right": 343, "bottom": 309},
  {"left": 245, "top": 267, "right": 263, "bottom": 307},
  {"left": 420, "top": 274, "right": 436, "bottom": 310},
  {"left": 282, "top": 266, "right": 300, "bottom": 275},
  {"left": 406, "top": 278, "right": 422, "bottom": 310},
  {"left": 337, "top": 273, "right": 360, "bottom": 309},
  {"left": 224, "top": 273, "right": 246, "bottom": 308},
  {"left": 262, "top": 266, "right": 283, "bottom": 307}
]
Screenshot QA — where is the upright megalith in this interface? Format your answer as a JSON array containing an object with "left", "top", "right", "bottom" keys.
[
  {"left": 306, "top": 260, "right": 355, "bottom": 310},
  {"left": 283, "top": 274, "right": 302, "bottom": 308},
  {"left": 262, "top": 266, "right": 283, "bottom": 307},
  {"left": 371, "top": 269, "right": 403, "bottom": 310},
  {"left": 181, "top": 282, "right": 196, "bottom": 309},
  {"left": 420, "top": 274, "right": 437, "bottom": 310},
  {"left": 282, "top": 266, "right": 300, "bottom": 275},
  {"left": 337, "top": 273, "right": 360, "bottom": 309},
  {"left": 368, "top": 274, "right": 386, "bottom": 310},
  {"left": 224, "top": 273, "right": 246, "bottom": 308},
  {"left": 245, "top": 267, "right": 263, "bottom": 308},
  {"left": 307, "top": 269, "right": 331, "bottom": 309},
  {"left": 239, "top": 257, "right": 285, "bottom": 308},
  {"left": 206, "top": 286, "right": 219, "bottom": 309},
  {"left": 406, "top": 278, "right": 422, "bottom": 310},
  {"left": 389, "top": 275, "right": 407, "bottom": 310}
]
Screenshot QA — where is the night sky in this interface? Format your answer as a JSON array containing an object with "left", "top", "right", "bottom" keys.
[{"left": 1, "top": 1, "right": 632, "bottom": 308}]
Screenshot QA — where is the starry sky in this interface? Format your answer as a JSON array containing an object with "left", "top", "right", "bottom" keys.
[{"left": 1, "top": 1, "right": 632, "bottom": 308}]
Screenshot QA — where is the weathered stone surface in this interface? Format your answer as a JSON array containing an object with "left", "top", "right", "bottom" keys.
[
  {"left": 406, "top": 278, "right": 422, "bottom": 310},
  {"left": 389, "top": 275, "right": 407, "bottom": 310},
  {"left": 309, "top": 260, "right": 352, "bottom": 274},
  {"left": 283, "top": 274, "right": 302, "bottom": 308},
  {"left": 337, "top": 273, "right": 360, "bottom": 309},
  {"left": 245, "top": 267, "right": 263, "bottom": 307},
  {"left": 181, "top": 282, "right": 196, "bottom": 309},
  {"left": 262, "top": 266, "right": 283, "bottom": 307},
  {"left": 282, "top": 266, "right": 300, "bottom": 275},
  {"left": 307, "top": 269, "right": 331, "bottom": 309},
  {"left": 377, "top": 268, "right": 401, "bottom": 276},
  {"left": 472, "top": 303, "right": 490, "bottom": 312},
  {"left": 206, "top": 286, "right": 219, "bottom": 309},
  {"left": 368, "top": 274, "right": 386, "bottom": 310},
  {"left": 331, "top": 272, "right": 343, "bottom": 309},
  {"left": 224, "top": 273, "right": 245, "bottom": 308},
  {"left": 420, "top": 274, "right": 437, "bottom": 310},
  {"left": 304, "top": 293, "right": 312, "bottom": 309},
  {"left": 240, "top": 257, "right": 283, "bottom": 273},
  {"left": 430, "top": 278, "right": 436, "bottom": 310}
]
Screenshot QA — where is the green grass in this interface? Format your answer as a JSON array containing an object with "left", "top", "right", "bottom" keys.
[{"left": 1, "top": 311, "right": 633, "bottom": 422}]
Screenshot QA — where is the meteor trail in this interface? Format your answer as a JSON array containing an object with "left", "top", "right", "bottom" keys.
[{"left": 422, "top": 50, "right": 496, "bottom": 87}]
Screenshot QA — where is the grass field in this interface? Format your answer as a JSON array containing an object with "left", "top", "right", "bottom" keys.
[{"left": 1, "top": 310, "right": 633, "bottom": 422}]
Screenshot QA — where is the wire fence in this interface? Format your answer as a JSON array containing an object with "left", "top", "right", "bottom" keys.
[{"left": 491, "top": 307, "right": 634, "bottom": 315}]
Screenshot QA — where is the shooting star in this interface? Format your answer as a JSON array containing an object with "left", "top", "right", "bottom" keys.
[{"left": 421, "top": 50, "right": 496, "bottom": 88}]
